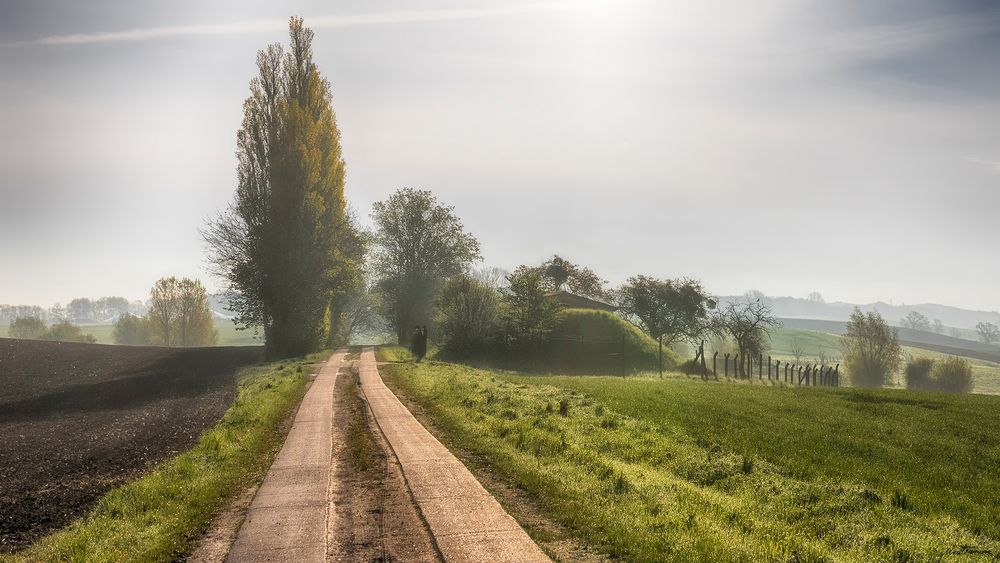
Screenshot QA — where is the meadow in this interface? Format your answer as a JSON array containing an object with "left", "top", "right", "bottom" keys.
[{"left": 378, "top": 350, "right": 1000, "bottom": 561}]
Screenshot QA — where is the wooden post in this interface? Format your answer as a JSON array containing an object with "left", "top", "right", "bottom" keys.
[
  {"left": 713, "top": 351, "right": 718, "bottom": 379},
  {"left": 758, "top": 353, "right": 763, "bottom": 379},
  {"left": 724, "top": 353, "right": 730, "bottom": 378}
]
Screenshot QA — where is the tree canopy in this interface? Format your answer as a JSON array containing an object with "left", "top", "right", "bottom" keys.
[
  {"left": 616, "top": 276, "right": 714, "bottom": 345},
  {"left": 842, "top": 308, "right": 902, "bottom": 388},
  {"left": 204, "top": 17, "right": 361, "bottom": 358},
  {"left": 370, "top": 188, "right": 481, "bottom": 344}
]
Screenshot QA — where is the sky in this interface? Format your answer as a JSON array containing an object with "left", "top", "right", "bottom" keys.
[{"left": 1, "top": 0, "right": 999, "bottom": 311}]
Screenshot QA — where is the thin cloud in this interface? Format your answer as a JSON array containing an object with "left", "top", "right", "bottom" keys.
[
  {"left": 965, "top": 157, "right": 1000, "bottom": 174},
  {"left": 2, "top": 3, "right": 572, "bottom": 48},
  {"left": 811, "top": 10, "right": 1000, "bottom": 61}
]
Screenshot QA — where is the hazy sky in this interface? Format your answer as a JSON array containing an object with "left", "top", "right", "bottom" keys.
[{"left": 1, "top": 0, "right": 999, "bottom": 311}]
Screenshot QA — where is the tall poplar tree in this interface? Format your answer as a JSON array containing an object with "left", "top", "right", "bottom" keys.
[{"left": 205, "top": 17, "right": 361, "bottom": 358}]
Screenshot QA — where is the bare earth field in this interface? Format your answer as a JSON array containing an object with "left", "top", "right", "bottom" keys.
[{"left": 0, "top": 338, "right": 262, "bottom": 553}]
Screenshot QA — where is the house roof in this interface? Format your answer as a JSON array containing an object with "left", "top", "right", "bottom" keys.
[{"left": 546, "top": 290, "right": 617, "bottom": 312}]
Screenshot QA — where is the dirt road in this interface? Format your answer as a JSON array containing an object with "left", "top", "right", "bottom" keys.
[{"left": 219, "top": 349, "right": 547, "bottom": 562}]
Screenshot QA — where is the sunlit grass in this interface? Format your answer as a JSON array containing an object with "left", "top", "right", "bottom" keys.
[{"left": 381, "top": 358, "right": 1000, "bottom": 561}]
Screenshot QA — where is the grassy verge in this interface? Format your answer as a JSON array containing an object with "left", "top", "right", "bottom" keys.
[
  {"left": 375, "top": 345, "right": 414, "bottom": 363},
  {"left": 380, "top": 359, "right": 1000, "bottom": 561},
  {"left": 3, "top": 352, "right": 328, "bottom": 563}
]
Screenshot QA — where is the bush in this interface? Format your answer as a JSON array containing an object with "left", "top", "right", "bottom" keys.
[
  {"left": 435, "top": 275, "right": 501, "bottom": 357},
  {"left": 904, "top": 358, "right": 935, "bottom": 390},
  {"left": 931, "top": 357, "right": 973, "bottom": 393},
  {"left": 843, "top": 309, "right": 901, "bottom": 388},
  {"left": 114, "top": 313, "right": 153, "bottom": 345},
  {"left": 8, "top": 316, "right": 47, "bottom": 340},
  {"left": 40, "top": 321, "right": 97, "bottom": 344}
]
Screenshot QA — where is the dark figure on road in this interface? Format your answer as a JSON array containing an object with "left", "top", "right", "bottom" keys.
[
  {"left": 410, "top": 325, "right": 421, "bottom": 358},
  {"left": 416, "top": 325, "right": 428, "bottom": 362}
]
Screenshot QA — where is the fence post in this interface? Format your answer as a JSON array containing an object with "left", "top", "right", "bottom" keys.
[
  {"left": 713, "top": 352, "right": 718, "bottom": 379},
  {"left": 724, "top": 353, "right": 730, "bottom": 378},
  {"left": 835, "top": 364, "right": 840, "bottom": 387}
]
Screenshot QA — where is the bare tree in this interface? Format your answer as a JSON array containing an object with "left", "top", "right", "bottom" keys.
[
  {"left": 712, "top": 300, "right": 780, "bottom": 376},
  {"left": 976, "top": 321, "right": 1000, "bottom": 345},
  {"left": 790, "top": 337, "right": 804, "bottom": 363}
]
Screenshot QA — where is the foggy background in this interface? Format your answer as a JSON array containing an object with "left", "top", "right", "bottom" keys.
[{"left": 1, "top": 0, "right": 998, "bottom": 311}]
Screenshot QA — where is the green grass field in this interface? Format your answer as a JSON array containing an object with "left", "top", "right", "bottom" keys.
[
  {"left": 378, "top": 352, "right": 1000, "bottom": 561},
  {"left": 0, "top": 320, "right": 263, "bottom": 346},
  {"left": 2, "top": 352, "right": 324, "bottom": 562}
]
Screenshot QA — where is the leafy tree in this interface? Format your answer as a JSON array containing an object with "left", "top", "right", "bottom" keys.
[
  {"left": 176, "top": 279, "right": 217, "bottom": 347},
  {"left": 40, "top": 321, "right": 96, "bottom": 343},
  {"left": 976, "top": 321, "right": 1000, "bottom": 345},
  {"left": 113, "top": 313, "right": 152, "bottom": 345},
  {"left": 807, "top": 292, "right": 825, "bottom": 303},
  {"left": 328, "top": 281, "right": 384, "bottom": 347},
  {"left": 900, "top": 311, "right": 931, "bottom": 332},
  {"left": 521, "top": 255, "right": 608, "bottom": 300},
  {"left": 370, "top": 188, "right": 481, "bottom": 345},
  {"left": 842, "top": 308, "right": 902, "bottom": 388},
  {"left": 711, "top": 300, "right": 780, "bottom": 376},
  {"left": 931, "top": 356, "right": 973, "bottom": 393},
  {"left": 204, "top": 17, "right": 358, "bottom": 358},
  {"left": 148, "top": 278, "right": 181, "bottom": 346},
  {"left": 435, "top": 275, "right": 501, "bottom": 356},
  {"left": 147, "top": 277, "right": 217, "bottom": 347},
  {"left": 8, "top": 316, "right": 47, "bottom": 340},
  {"left": 615, "top": 276, "right": 714, "bottom": 346},
  {"left": 500, "top": 267, "right": 562, "bottom": 351},
  {"left": 932, "top": 318, "right": 944, "bottom": 334},
  {"left": 67, "top": 298, "right": 95, "bottom": 323}
]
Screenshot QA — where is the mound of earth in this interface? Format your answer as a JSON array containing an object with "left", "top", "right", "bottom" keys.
[{"left": 0, "top": 338, "right": 262, "bottom": 552}]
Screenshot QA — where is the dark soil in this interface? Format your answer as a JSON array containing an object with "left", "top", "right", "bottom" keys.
[{"left": 0, "top": 338, "right": 262, "bottom": 553}]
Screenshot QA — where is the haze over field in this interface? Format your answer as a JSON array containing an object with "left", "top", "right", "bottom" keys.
[{"left": 2, "top": 0, "right": 999, "bottom": 310}]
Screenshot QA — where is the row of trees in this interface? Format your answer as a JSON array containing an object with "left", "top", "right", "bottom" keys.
[
  {"left": 0, "top": 298, "right": 144, "bottom": 325},
  {"left": 7, "top": 317, "right": 96, "bottom": 343}
]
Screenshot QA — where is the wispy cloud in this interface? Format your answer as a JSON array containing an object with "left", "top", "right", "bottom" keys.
[
  {"left": 2, "top": 3, "right": 571, "bottom": 48},
  {"left": 965, "top": 156, "right": 1000, "bottom": 174},
  {"left": 812, "top": 10, "right": 1000, "bottom": 61}
]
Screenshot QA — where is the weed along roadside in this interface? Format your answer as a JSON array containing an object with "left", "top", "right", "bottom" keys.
[
  {"left": 376, "top": 348, "right": 1000, "bottom": 562},
  {"left": 2, "top": 352, "right": 328, "bottom": 563}
]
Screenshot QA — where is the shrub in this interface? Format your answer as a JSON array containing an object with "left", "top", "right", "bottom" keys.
[
  {"left": 8, "top": 316, "right": 47, "bottom": 340},
  {"left": 843, "top": 309, "right": 901, "bottom": 388},
  {"left": 114, "top": 313, "right": 153, "bottom": 345},
  {"left": 931, "top": 356, "right": 973, "bottom": 393},
  {"left": 39, "top": 321, "right": 97, "bottom": 343},
  {"left": 435, "top": 275, "right": 501, "bottom": 357},
  {"left": 904, "top": 358, "right": 935, "bottom": 390}
]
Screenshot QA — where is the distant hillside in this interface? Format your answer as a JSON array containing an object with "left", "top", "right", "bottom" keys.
[
  {"left": 780, "top": 318, "right": 1000, "bottom": 364},
  {"left": 717, "top": 295, "right": 1000, "bottom": 330}
]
